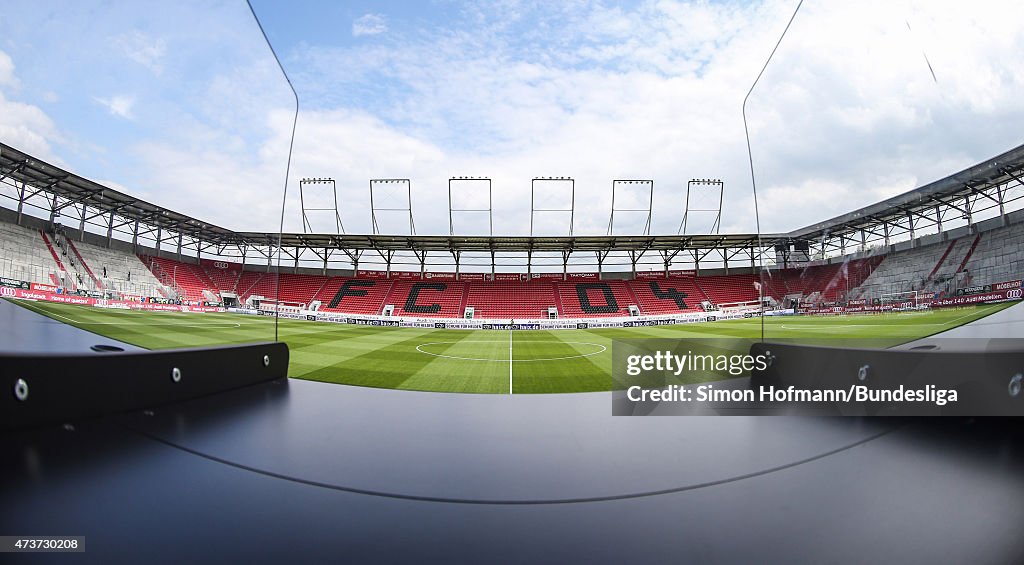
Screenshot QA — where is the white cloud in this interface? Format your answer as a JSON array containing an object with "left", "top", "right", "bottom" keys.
[
  {"left": 0, "top": 49, "right": 60, "bottom": 159},
  {"left": 0, "top": 92, "right": 62, "bottom": 158},
  {"left": 94, "top": 95, "right": 135, "bottom": 119},
  {"left": 0, "top": 50, "right": 17, "bottom": 88},
  {"left": 5, "top": 0, "right": 1024, "bottom": 246},
  {"left": 352, "top": 13, "right": 387, "bottom": 37},
  {"left": 114, "top": 30, "right": 167, "bottom": 75}
]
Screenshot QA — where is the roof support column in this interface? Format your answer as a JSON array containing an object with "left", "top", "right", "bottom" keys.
[
  {"left": 106, "top": 211, "right": 114, "bottom": 247},
  {"left": 995, "top": 182, "right": 1007, "bottom": 226},
  {"left": 79, "top": 204, "right": 87, "bottom": 242},
  {"left": 907, "top": 212, "right": 915, "bottom": 247},
  {"left": 15, "top": 180, "right": 26, "bottom": 226}
]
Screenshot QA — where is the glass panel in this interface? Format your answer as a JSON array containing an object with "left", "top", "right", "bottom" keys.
[
  {"left": 0, "top": 2, "right": 284, "bottom": 349},
  {"left": 753, "top": 2, "right": 1024, "bottom": 349}
]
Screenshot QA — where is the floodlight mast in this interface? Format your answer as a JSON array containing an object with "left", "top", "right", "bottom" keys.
[
  {"left": 448, "top": 177, "right": 493, "bottom": 236},
  {"left": 369, "top": 179, "right": 415, "bottom": 235},
  {"left": 607, "top": 179, "right": 654, "bottom": 236},
  {"left": 679, "top": 178, "right": 724, "bottom": 235},
  {"left": 529, "top": 177, "right": 575, "bottom": 236},
  {"left": 298, "top": 177, "right": 344, "bottom": 234}
]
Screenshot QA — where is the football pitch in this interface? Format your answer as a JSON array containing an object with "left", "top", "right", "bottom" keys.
[{"left": 7, "top": 299, "right": 1012, "bottom": 394}]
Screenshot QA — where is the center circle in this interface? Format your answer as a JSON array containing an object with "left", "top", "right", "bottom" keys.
[{"left": 415, "top": 340, "right": 607, "bottom": 362}]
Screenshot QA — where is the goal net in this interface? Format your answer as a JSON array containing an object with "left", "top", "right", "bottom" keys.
[
  {"left": 257, "top": 298, "right": 305, "bottom": 315},
  {"left": 879, "top": 290, "right": 921, "bottom": 310},
  {"left": 716, "top": 299, "right": 762, "bottom": 313}
]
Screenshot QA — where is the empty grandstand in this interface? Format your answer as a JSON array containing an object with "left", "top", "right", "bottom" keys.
[{"left": 1, "top": 140, "right": 1024, "bottom": 321}]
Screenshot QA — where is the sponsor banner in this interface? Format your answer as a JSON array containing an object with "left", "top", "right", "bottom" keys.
[
  {"left": 803, "top": 307, "right": 845, "bottom": 315},
  {"left": 200, "top": 258, "right": 242, "bottom": 271},
  {"left": 956, "top": 284, "right": 992, "bottom": 296},
  {"left": 423, "top": 272, "right": 457, "bottom": 281},
  {"left": 434, "top": 322, "right": 447, "bottom": 329},
  {"left": 458, "top": 272, "right": 488, "bottom": 281},
  {"left": 565, "top": 272, "right": 599, "bottom": 281},
  {"left": 846, "top": 299, "right": 867, "bottom": 307},
  {"left": 356, "top": 270, "right": 390, "bottom": 279},
  {"left": 530, "top": 272, "right": 564, "bottom": 280},
  {"left": 493, "top": 273, "right": 526, "bottom": 282},
  {"left": 668, "top": 270, "right": 695, "bottom": 278},
  {"left": 624, "top": 320, "right": 664, "bottom": 328},
  {"left": 346, "top": 318, "right": 401, "bottom": 327},
  {"left": 30, "top": 283, "right": 58, "bottom": 293},
  {"left": 933, "top": 288, "right": 1021, "bottom": 307},
  {"left": 483, "top": 323, "right": 542, "bottom": 330},
  {"left": 0, "top": 277, "right": 29, "bottom": 290},
  {"left": 634, "top": 271, "right": 667, "bottom": 279},
  {"left": 993, "top": 280, "right": 1023, "bottom": 291},
  {"left": 576, "top": 323, "right": 589, "bottom": 329},
  {"left": 4, "top": 288, "right": 226, "bottom": 312},
  {"left": 390, "top": 271, "right": 422, "bottom": 280}
]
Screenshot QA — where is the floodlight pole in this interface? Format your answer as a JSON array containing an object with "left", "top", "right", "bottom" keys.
[
  {"left": 448, "top": 177, "right": 493, "bottom": 236},
  {"left": 529, "top": 177, "right": 575, "bottom": 236},
  {"left": 370, "top": 179, "right": 415, "bottom": 235},
  {"left": 680, "top": 178, "right": 724, "bottom": 235},
  {"left": 607, "top": 179, "right": 654, "bottom": 236},
  {"left": 299, "top": 177, "right": 344, "bottom": 234}
]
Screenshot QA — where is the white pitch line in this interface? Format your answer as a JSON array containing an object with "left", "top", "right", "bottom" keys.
[{"left": 509, "top": 328, "right": 513, "bottom": 395}]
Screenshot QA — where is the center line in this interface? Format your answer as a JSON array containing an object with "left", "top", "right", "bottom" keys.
[{"left": 509, "top": 327, "right": 513, "bottom": 395}]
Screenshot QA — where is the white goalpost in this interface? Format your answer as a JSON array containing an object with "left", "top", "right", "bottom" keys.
[
  {"left": 256, "top": 298, "right": 306, "bottom": 315},
  {"left": 879, "top": 290, "right": 921, "bottom": 310}
]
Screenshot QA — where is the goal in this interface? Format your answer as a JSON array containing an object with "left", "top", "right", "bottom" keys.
[
  {"left": 879, "top": 290, "right": 921, "bottom": 310},
  {"left": 256, "top": 298, "right": 305, "bottom": 315},
  {"left": 716, "top": 299, "right": 762, "bottom": 313}
]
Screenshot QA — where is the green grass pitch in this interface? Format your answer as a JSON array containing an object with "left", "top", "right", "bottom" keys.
[{"left": 6, "top": 298, "right": 1012, "bottom": 394}]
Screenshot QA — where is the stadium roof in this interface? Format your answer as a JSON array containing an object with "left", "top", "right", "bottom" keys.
[
  {"left": 0, "top": 142, "right": 245, "bottom": 246},
  {"left": 233, "top": 232, "right": 771, "bottom": 253},
  {"left": 3, "top": 140, "right": 1024, "bottom": 254},
  {"left": 788, "top": 142, "right": 1024, "bottom": 242}
]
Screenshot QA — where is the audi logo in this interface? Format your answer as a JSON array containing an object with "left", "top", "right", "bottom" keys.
[
  {"left": 0, "top": 287, "right": 15, "bottom": 297},
  {"left": 213, "top": 261, "right": 229, "bottom": 269},
  {"left": 1008, "top": 289, "right": 1023, "bottom": 299}
]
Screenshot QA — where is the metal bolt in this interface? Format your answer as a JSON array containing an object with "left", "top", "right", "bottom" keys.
[
  {"left": 1010, "top": 374, "right": 1023, "bottom": 398},
  {"left": 857, "top": 365, "right": 870, "bottom": 382},
  {"left": 143, "top": 410, "right": 155, "bottom": 416},
  {"left": 763, "top": 350, "right": 775, "bottom": 368},
  {"left": 14, "top": 378, "right": 28, "bottom": 401},
  {"left": 63, "top": 424, "right": 75, "bottom": 432},
  {"left": 263, "top": 355, "right": 270, "bottom": 367},
  {"left": 171, "top": 367, "right": 181, "bottom": 383}
]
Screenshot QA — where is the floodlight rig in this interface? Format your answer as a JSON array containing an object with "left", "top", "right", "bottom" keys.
[
  {"left": 448, "top": 177, "right": 492, "bottom": 236},
  {"left": 607, "top": 179, "right": 653, "bottom": 236},
  {"left": 530, "top": 177, "right": 575, "bottom": 236},
  {"left": 298, "top": 178, "right": 344, "bottom": 234},
  {"left": 679, "top": 178, "right": 724, "bottom": 235},
  {"left": 369, "top": 179, "right": 415, "bottom": 235}
]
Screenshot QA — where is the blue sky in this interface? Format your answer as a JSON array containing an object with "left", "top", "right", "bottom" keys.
[{"left": 1, "top": 0, "right": 1023, "bottom": 240}]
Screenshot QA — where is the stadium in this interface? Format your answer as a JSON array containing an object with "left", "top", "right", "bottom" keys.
[{"left": 2, "top": 1, "right": 1024, "bottom": 563}]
